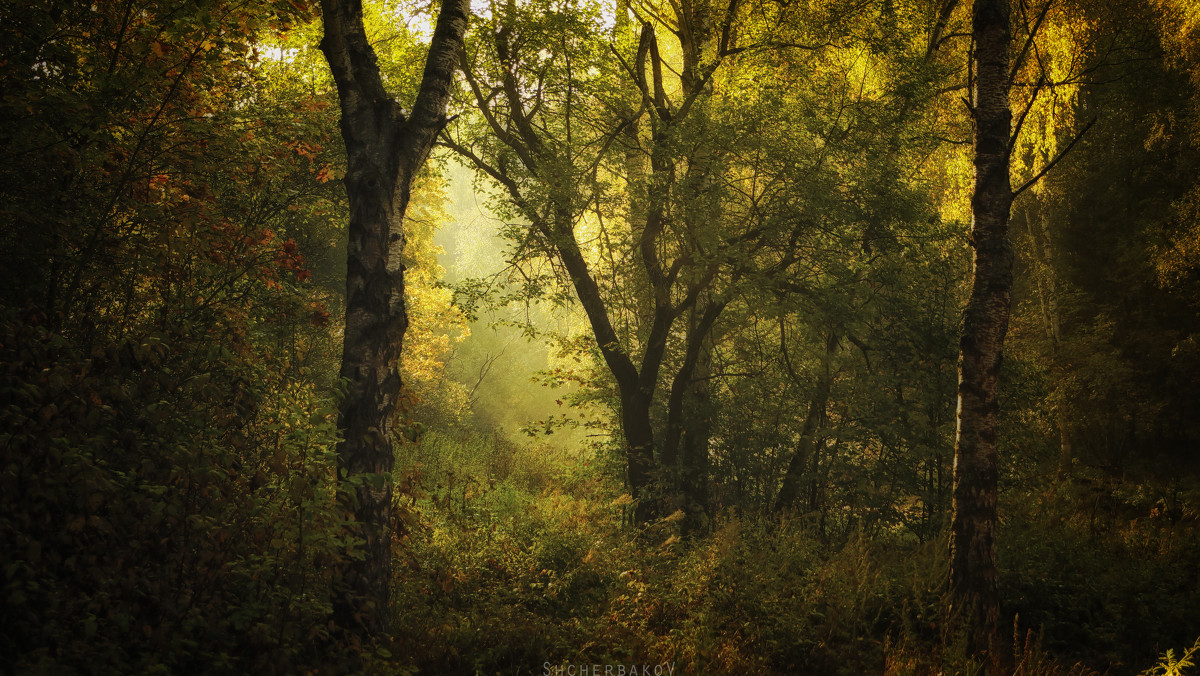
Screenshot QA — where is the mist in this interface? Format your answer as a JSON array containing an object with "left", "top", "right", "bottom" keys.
[{"left": 433, "top": 156, "right": 593, "bottom": 451}]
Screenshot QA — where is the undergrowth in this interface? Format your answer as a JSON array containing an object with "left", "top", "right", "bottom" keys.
[{"left": 385, "top": 430, "right": 1200, "bottom": 675}]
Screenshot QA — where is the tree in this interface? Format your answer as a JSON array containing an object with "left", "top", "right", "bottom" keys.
[
  {"left": 948, "top": 0, "right": 1011, "bottom": 664},
  {"left": 447, "top": 0, "right": 938, "bottom": 529},
  {"left": 445, "top": 0, "right": 739, "bottom": 525},
  {"left": 317, "top": 0, "right": 469, "bottom": 641},
  {"left": 0, "top": 0, "right": 366, "bottom": 670}
]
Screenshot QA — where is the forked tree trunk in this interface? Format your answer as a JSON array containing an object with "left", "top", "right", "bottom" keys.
[
  {"left": 949, "top": 0, "right": 1011, "bottom": 666},
  {"left": 663, "top": 300, "right": 724, "bottom": 531},
  {"left": 679, "top": 337, "right": 712, "bottom": 536},
  {"left": 449, "top": 9, "right": 734, "bottom": 529},
  {"left": 318, "top": 0, "right": 468, "bottom": 643},
  {"left": 774, "top": 330, "right": 837, "bottom": 514}
]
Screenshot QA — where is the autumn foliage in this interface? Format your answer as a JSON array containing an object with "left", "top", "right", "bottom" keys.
[{"left": 3, "top": 0, "right": 1200, "bottom": 673}]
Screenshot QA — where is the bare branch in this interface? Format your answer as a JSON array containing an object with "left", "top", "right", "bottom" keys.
[
  {"left": 1010, "top": 0, "right": 1053, "bottom": 83},
  {"left": 1013, "top": 116, "right": 1096, "bottom": 198},
  {"left": 927, "top": 0, "right": 962, "bottom": 58},
  {"left": 1009, "top": 73, "right": 1046, "bottom": 147}
]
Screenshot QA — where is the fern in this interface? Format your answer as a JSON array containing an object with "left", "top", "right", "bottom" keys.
[{"left": 1142, "top": 637, "right": 1200, "bottom": 676}]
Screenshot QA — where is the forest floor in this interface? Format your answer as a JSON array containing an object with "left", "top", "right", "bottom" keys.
[{"left": 380, "top": 430, "right": 1200, "bottom": 676}]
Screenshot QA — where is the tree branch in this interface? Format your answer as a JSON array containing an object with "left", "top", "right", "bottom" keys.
[
  {"left": 1012, "top": 116, "right": 1096, "bottom": 198},
  {"left": 1009, "top": 0, "right": 1053, "bottom": 83}
]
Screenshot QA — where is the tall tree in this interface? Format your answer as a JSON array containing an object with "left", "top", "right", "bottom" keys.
[
  {"left": 447, "top": 0, "right": 929, "bottom": 528},
  {"left": 318, "top": 0, "right": 469, "bottom": 641},
  {"left": 446, "top": 0, "right": 738, "bottom": 525},
  {"left": 948, "top": 0, "right": 1011, "bottom": 664}
]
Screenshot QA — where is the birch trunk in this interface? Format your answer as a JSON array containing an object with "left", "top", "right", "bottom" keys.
[
  {"left": 318, "top": 0, "right": 469, "bottom": 642},
  {"left": 949, "top": 0, "right": 1011, "bottom": 665}
]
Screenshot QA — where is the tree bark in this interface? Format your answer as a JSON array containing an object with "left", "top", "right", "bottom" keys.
[
  {"left": 949, "top": 0, "right": 1011, "bottom": 666},
  {"left": 663, "top": 299, "right": 724, "bottom": 531},
  {"left": 680, "top": 334, "right": 713, "bottom": 536},
  {"left": 774, "top": 330, "right": 837, "bottom": 513},
  {"left": 1024, "top": 205, "right": 1073, "bottom": 480},
  {"left": 318, "top": 0, "right": 469, "bottom": 643}
]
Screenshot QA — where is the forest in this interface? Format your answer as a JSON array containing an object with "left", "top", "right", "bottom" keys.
[{"left": 2, "top": 0, "right": 1200, "bottom": 673}]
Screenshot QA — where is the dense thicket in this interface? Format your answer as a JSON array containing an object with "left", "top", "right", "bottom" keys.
[
  {"left": 2, "top": 0, "right": 1199, "bottom": 673},
  {"left": 0, "top": 0, "right": 350, "bottom": 670}
]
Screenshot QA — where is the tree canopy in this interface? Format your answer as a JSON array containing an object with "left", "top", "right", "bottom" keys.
[{"left": 2, "top": 0, "right": 1200, "bottom": 673}]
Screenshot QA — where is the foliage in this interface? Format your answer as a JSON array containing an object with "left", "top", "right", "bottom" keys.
[
  {"left": 0, "top": 0, "right": 356, "bottom": 670},
  {"left": 1001, "top": 471, "right": 1200, "bottom": 671},
  {"left": 1142, "top": 637, "right": 1200, "bottom": 676},
  {"left": 400, "top": 169, "right": 474, "bottom": 431},
  {"left": 1, "top": 0, "right": 1199, "bottom": 671},
  {"left": 389, "top": 429, "right": 1197, "bottom": 675},
  {"left": 0, "top": 309, "right": 348, "bottom": 673}
]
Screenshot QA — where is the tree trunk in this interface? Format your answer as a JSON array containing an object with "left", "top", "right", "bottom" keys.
[
  {"left": 663, "top": 300, "right": 724, "bottom": 530},
  {"left": 949, "top": 0, "right": 1011, "bottom": 667},
  {"left": 318, "top": 0, "right": 469, "bottom": 644},
  {"left": 542, "top": 207, "right": 658, "bottom": 523},
  {"left": 615, "top": 377, "right": 658, "bottom": 524},
  {"left": 1024, "top": 205, "right": 1073, "bottom": 480},
  {"left": 774, "top": 330, "right": 837, "bottom": 513},
  {"left": 680, "top": 337, "right": 713, "bottom": 536}
]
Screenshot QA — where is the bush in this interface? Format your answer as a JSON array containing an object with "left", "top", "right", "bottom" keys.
[{"left": 0, "top": 310, "right": 347, "bottom": 674}]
